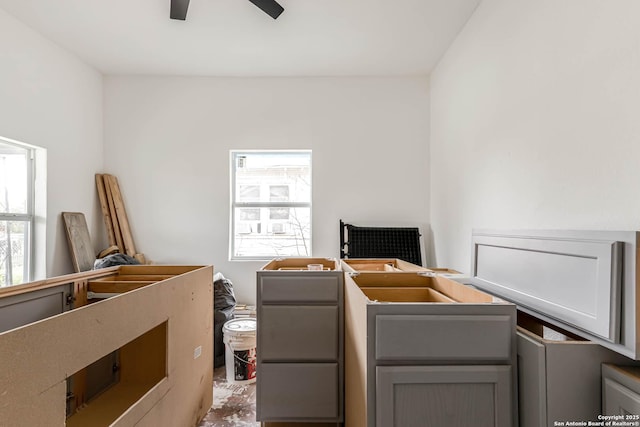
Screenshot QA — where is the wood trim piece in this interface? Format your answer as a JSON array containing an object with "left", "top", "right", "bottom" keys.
[
  {"left": 106, "top": 175, "right": 136, "bottom": 257},
  {"left": 88, "top": 282, "right": 155, "bottom": 293},
  {"left": 95, "top": 174, "right": 116, "bottom": 247},
  {"left": 90, "top": 275, "right": 174, "bottom": 282},
  {"left": 0, "top": 267, "right": 120, "bottom": 299},
  {"left": 117, "top": 265, "right": 202, "bottom": 275},
  {"left": 104, "top": 174, "right": 125, "bottom": 253}
]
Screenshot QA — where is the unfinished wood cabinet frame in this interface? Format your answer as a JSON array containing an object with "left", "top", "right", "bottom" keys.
[
  {"left": 0, "top": 265, "right": 213, "bottom": 427},
  {"left": 340, "top": 258, "right": 428, "bottom": 273}
]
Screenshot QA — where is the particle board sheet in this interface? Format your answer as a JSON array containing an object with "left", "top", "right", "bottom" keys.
[
  {"left": 344, "top": 276, "right": 369, "bottom": 427},
  {"left": 470, "top": 230, "right": 633, "bottom": 352},
  {"left": 0, "top": 265, "right": 214, "bottom": 427}
]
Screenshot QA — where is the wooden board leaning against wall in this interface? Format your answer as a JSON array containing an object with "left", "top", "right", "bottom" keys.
[{"left": 96, "top": 173, "right": 146, "bottom": 264}]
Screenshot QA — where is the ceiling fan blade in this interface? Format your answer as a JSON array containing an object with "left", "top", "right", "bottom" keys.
[
  {"left": 170, "top": 0, "right": 190, "bottom": 20},
  {"left": 248, "top": 0, "right": 284, "bottom": 19}
]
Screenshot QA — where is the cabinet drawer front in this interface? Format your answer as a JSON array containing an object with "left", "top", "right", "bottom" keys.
[
  {"left": 257, "top": 363, "right": 339, "bottom": 421},
  {"left": 259, "top": 274, "right": 339, "bottom": 303},
  {"left": 375, "top": 314, "right": 512, "bottom": 362},
  {"left": 260, "top": 305, "right": 339, "bottom": 361}
]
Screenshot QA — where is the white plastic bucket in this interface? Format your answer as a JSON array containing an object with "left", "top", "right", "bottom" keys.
[{"left": 222, "top": 318, "right": 257, "bottom": 384}]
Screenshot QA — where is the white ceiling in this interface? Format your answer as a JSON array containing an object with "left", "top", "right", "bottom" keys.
[{"left": 0, "top": 0, "right": 481, "bottom": 76}]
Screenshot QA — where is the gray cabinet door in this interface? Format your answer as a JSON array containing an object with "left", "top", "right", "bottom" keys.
[
  {"left": 517, "top": 332, "right": 547, "bottom": 427},
  {"left": 376, "top": 365, "right": 512, "bottom": 427},
  {"left": 604, "top": 378, "right": 640, "bottom": 416}
]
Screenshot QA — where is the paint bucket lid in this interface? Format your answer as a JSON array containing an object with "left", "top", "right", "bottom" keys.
[{"left": 223, "top": 318, "right": 257, "bottom": 333}]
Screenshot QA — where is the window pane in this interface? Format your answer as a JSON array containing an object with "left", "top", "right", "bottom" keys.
[
  {"left": 269, "top": 185, "right": 289, "bottom": 202},
  {"left": 239, "top": 208, "right": 261, "bottom": 221},
  {"left": 0, "top": 145, "right": 29, "bottom": 215},
  {"left": 233, "top": 207, "right": 311, "bottom": 258},
  {"left": 238, "top": 185, "right": 260, "bottom": 202},
  {"left": 269, "top": 207, "right": 289, "bottom": 220},
  {"left": 0, "top": 220, "right": 28, "bottom": 286},
  {"left": 235, "top": 153, "right": 310, "bottom": 203}
]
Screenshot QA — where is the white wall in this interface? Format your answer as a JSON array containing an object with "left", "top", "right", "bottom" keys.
[
  {"left": 0, "top": 9, "right": 103, "bottom": 278},
  {"left": 430, "top": 0, "right": 640, "bottom": 273},
  {"left": 104, "top": 76, "right": 430, "bottom": 304}
]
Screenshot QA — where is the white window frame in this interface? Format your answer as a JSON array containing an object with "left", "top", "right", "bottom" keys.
[
  {"left": 230, "top": 150, "right": 312, "bottom": 261},
  {"left": 0, "top": 136, "right": 35, "bottom": 285}
]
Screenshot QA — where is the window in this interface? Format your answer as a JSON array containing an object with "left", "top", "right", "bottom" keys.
[
  {"left": 0, "top": 137, "right": 35, "bottom": 286},
  {"left": 231, "top": 150, "right": 311, "bottom": 259}
]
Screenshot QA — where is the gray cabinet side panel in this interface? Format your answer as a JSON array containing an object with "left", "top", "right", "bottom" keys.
[
  {"left": 375, "top": 314, "right": 512, "bottom": 362},
  {"left": 257, "top": 363, "right": 339, "bottom": 421},
  {"left": 260, "top": 305, "right": 338, "bottom": 361},
  {"left": 545, "top": 343, "right": 634, "bottom": 423},
  {"left": 517, "top": 332, "right": 547, "bottom": 427},
  {"left": 376, "top": 365, "right": 512, "bottom": 427}
]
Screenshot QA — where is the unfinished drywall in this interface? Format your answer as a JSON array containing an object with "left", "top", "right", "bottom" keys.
[
  {"left": 0, "top": 9, "right": 104, "bottom": 279},
  {"left": 430, "top": 0, "right": 640, "bottom": 272},
  {"left": 104, "top": 77, "right": 430, "bottom": 304}
]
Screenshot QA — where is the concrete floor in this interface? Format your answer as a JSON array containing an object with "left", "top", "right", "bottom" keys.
[{"left": 198, "top": 367, "right": 259, "bottom": 427}]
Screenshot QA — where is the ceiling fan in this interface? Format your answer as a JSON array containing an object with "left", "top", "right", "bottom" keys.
[{"left": 170, "top": 0, "right": 284, "bottom": 20}]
